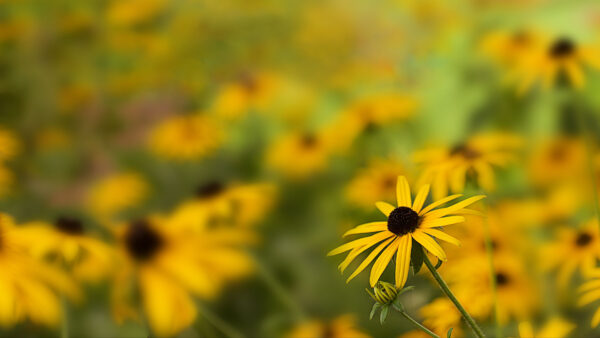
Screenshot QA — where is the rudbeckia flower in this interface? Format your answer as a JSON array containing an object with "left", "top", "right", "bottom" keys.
[
  {"left": 0, "top": 213, "right": 81, "bottom": 327},
  {"left": 286, "top": 314, "right": 370, "bottom": 338},
  {"left": 86, "top": 172, "right": 149, "bottom": 221},
  {"left": 15, "top": 217, "right": 114, "bottom": 282},
  {"left": 111, "top": 216, "right": 254, "bottom": 337},
  {"left": 517, "top": 318, "right": 575, "bottom": 338},
  {"left": 414, "top": 133, "right": 521, "bottom": 200},
  {"left": 211, "top": 72, "right": 280, "bottom": 120},
  {"left": 329, "top": 176, "right": 484, "bottom": 288},
  {"left": 148, "top": 114, "right": 224, "bottom": 161},
  {"left": 419, "top": 297, "right": 462, "bottom": 337},
  {"left": 345, "top": 159, "right": 407, "bottom": 209},
  {"left": 528, "top": 137, "right": 586, "bottom": 186}
]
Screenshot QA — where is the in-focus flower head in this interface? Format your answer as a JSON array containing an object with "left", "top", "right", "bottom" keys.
[{"left": 329, "top": 176, "right": 485, "bottom": 288}]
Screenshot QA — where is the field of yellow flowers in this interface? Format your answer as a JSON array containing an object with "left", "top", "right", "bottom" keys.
[{"left": 3, "top": 0, "right": 600, "bottom": 337}]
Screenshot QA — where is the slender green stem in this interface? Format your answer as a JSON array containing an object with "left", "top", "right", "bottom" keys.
[
  {"left": 422, "top": 251, "right": 486, "bottom": 338},
  {"left": 392, "top": 304, "right": 440, "bottom": 338},
  {"left": 196, "top": 302, "right": 245, "bottom": 338},
  {"left": 481, "top": 202, "right": 501, "bottom": 338},
  {"left": 60, "top": 294, "right": 69, "bottom": 338},
  {"left": 253, "top": 255, "right": 306, "bottom": 322}
]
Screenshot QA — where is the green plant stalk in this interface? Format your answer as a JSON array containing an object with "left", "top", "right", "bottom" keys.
[
  {"left": 392, "top": 304, "right": 440, "bottom": 338},
  {"left": 422, "top": 251, "right": 486, "bottom": 338},
  {"left": 196, "top": 302, "right": 245, "bottom": 338},
  {"left": 60, "top": 294, "right": 69, "bottom": 338}
]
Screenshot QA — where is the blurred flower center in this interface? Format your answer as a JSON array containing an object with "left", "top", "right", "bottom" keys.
[
  {"left": 387, "top": 206, "right": 420, "bottom": 235},
  {"left": 549, "top": 38, "right": 575, "bottom": 58},
  {"left": 382, "top": 176, "right": 396, "bottom": 190},
  {"left": 549, "top": 144, "right": 568, "bottom": 162},
  {"left": 575, "top": 232, "right": 593, "bottom": 247},
  {"left": 238, "top": 73, "right": 258, "bottom": 94},
  {"left": 54, "top": 216, "right": 84, "bottom": 235},
  {"left": 321, "top": 324, "right": 334, "bottom": 338},
  {"left": 125, "top": 220, "right": 164, "bottom": 261},
  {"left": 450, "top": 144, "right": 480, "bottom": 160},
  {"left": 301, "top": 134, "right": 318, "bottom": 148},
  {"left": 511, "top": 31, "right": 531, "bottom": 47},
  {"left": 195, "top": 181, "right": 225, "bottom": 199},
  {"left": 495, "top": 272, "right": 510, "bottom": 286}
]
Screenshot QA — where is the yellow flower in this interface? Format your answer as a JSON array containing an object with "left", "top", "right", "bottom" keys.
[
  {"left": 111, "top": 216, "right": 254, "bottom": 337},
  {"left": 518, "top": 317, "right": 575, "bottom": 338},
  {"left": 528, "top": 137, "right": 585, "bottom": 186},
  {"left": 15, "top": 217, "right": 114, "bottom": 283},
  {"left": 329, "top": 176, "right": 484, "bottom": 288},
  {"left": 86, "top": 172, "right": 149, "bottom": 221},
  {"left": 517, "top": 36, "right": 600, "bottom": 92},
  {"left": 541, "top": 219, "right": 600, "bottom": 287},
  {"left": 342, "top": 92, "right": 418, "bottom": 130},
  {"left": 211, "top": 72, "right": 280, "bottom": 120},
  {"left": 286, "top": 314, "right": 370, "bottom": 338},
  {"left": 168, "top": 181, "right": 276, "bottom": 231},
  {"left": 415, "top": 133, "right": 521, "bottom": 199},
  {"left": 107, "top": 0, "right": 166, "bottom": 27},
  {"left": 266, "top": 130, "right": 333, "bottom": 179},
  {"left": 0, "top": 213, "right": 81, "bottom": 327},
  {"left": 578, "top": 269, "right": 600, "bottom": 327},
  {"left": 148, "top": 114, "right": 223, "bottom": 161},
  {"left": 419, "top": 297, "right": 462, "bottom": 337},
  {"left": 0, "top": 127, "right": 20, "bottom": 162},
  {"left": 346, "top": 159, "right": 407, "bottom": 209}
]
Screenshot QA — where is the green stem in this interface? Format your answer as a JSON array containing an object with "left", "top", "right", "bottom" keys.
[
  {"left": 253, "top": 255, "right": 306, "bottom": 322},
  {"left": 60, "top": 295, "right": 69, "bottom": 338},
  {"left": 196, "top": 302, "right": 245, "bottom": 338},
  {"left": 422, "top": 251, "right": 486, "bottom": 338},
  {"left": 392, "top": 304, "right": 440, "bottom": 338}
]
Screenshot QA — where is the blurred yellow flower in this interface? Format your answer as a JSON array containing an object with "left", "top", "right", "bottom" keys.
[
  {"left": 211, "top": 72, "right": 280, "bottom": 120},
  {"left": 419, "top": 297, "right": 462, "bottom": 337},
  {"left": 107, "top": 0, "right": 166, "bottom": 26},
  {"left": 341, "top": 92, "right": 418, "bottom": 131},
  {"left": 578, "top": 269, "right": 600, "bottom": 327},
  {"left": 266, "top": 131, "right": 333, "bottom": 179},
  {"left": 329, "top": 176, "right": 484, "bottom": 288},
  {"left": 111, "top": 216, "right": 254, "bottom": 337},
  {"left": 0, "top": 127, "right": 20, "bottom": 162},
  {"left": 169, "top": 181, "right": 276, "bottom": 231},
  {"left": 86, "top": 172, "right": 149, "bottom": 220},
  {"left": 528, "top": 137, "right": 585, "bottom": 186},
  {"left": 542, "top": 219, "right": 600, "bottom": 287},
  {"left": 286, "top": 314, "right": 370, "bottom": 338},
  {"left": 415, "top": 133, "right": 521, "bottom": 199},
  {"left": 346, "top": 159, "right": 407, "bottom": 209},
  {"left": 148, "top": 114, "right": 223, "bottom": 161},
  {"left": 15, "top": 217, "right": 114, "bottom": 283},
  {"left": 518, "top": 317, "right": 575, "bottom": 338},
  {"left": 0, "top": 213, "right": 81, "bottom": 327}
]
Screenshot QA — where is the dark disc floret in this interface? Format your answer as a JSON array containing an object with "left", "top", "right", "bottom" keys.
[
  {"left": 450, "top": 143, "right": 480, "bottom": 160},
  {"left": 495, "top": 272, "right": 510, "bottom": 286},
  {"left": 387, "top": 207, "right": 420, "bottom": 236},
  {"left": 301, "top": 133, "right": 318, "bottom": 148},
  {"left": 195, "top": 181, "right": 225, "bottom": 199},
  {"left": 549, "top": 38, "right": 576, "bottom": 58},
  {"left": 575, "top": 232, "right": 593, "bottom": 247},
  {"left": 124, "top": 219, "right": 164, "bottom": 261},
  {"left": 54, "top": 217, "right": 85, "bottom": 235}
]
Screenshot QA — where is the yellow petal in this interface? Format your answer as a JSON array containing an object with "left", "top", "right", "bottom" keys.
[
  {"left": 593, "top": 308, "right": 600, "bottom": 328},
  {"left": 420, "top": 216, "right": 465, "bottom": 228},
  {"left": 579, "top": 279, "right": 600, "bottom": 293},
  {"left": 419, "top": 194, "right": 463, "bottom": 216},
  {"left": 396, "top": 176, "right": 411, "bottom": 207},
  {"left": 395, "top": 235, "right": 412, "bottom": 288},
  {"left": 328, "top": 231, "right": 394, "bottom": 256},
  {"left": 376, "top": 201, "right": 396, "bottom": 216},
  {"left": 425, "top": 195, "right": 486, "bottom": 218},
  {"left": 412, "top": 184, "right": 430, "bottom": 213},
  {"left": 421, "top": 229, "right": 460, "bottom": 246},
  {"left": 412, "top": 231, "right": 446, "bottom": 261},
  {"left": 578, "top": 289, "right": 600, "bottom": 307},
  {"left": 369, "top": 237, "right": 401, "bottom": 286},
  {"left": 346, "top": 237, "right": 394, "bottom": 283},
  {"left": 566, "top": 60, "right": 585, "bottom": 88},
  {"left": 343, "top": 222, "right": 387, "bottom": 237}
]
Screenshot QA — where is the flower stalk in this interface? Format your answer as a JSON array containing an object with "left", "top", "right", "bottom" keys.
[{"left": 422, "top": 249, "right": 486, "bottom": 338}]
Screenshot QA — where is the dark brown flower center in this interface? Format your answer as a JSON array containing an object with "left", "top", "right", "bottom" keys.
[
  {"left": 195, "top": 181, "right": 225, "bottom": 199},
  {"left": 124, "top": 220, "right": 163, "bottom": 261},
  {"left": 301, "top": 134, "right": 318, "bottom": 148},
  {"left": 576, "top": 232, "right": 593, "bottom": 247},
  {"left": 549, "top": 38, "right": 575, "bottom": 58},
  {"left": 450, "top": 144, "right": 480, "bottom": 160},
  {"left": 54, "top": 217, "right": 84, "bottom": 235},
  {"left": 387, "top": 207, "right": 420, "bottom": 235},
  {"left": 495, "top": 272, "right": 510, "bottom": 286}
]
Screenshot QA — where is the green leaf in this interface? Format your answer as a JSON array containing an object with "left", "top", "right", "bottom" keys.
[
  {"left": 370, "top": 303, "right": 380, "bottom": 320},
  {"left": 435, "top": 259, "right": 443, "bottom": 270},
  {"left": 410, "top": 240, "right": 424, "bottom": 274},
  {"left": 447, "top": 327, "right": 454, "bottom": 338},
  {"left": 379, "top": 305, "right": 389, "bottom": 324}
]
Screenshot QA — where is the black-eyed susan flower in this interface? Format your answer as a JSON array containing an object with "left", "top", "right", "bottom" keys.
[
  {"left": 168, "top": 181, "right": 276, "bottom": 230},
  {"left": 15, "top": 217, "right": 114, "bottom": 282},
  {"left": 286, "top": 314, "right": 370, "bottom": 338},
  {"left": 528, "top": 137, "right": 586, "bottom": 186},
  {"left": 266, "top": 130, "right": 333, "bottom": 179},
  {"left": 341, "top": 92, "right": 418, "bottom": 132},
  {"left": 517, "top": 317, "right": 575, "bottom": 338},
  {"left": 106, "top": 0, "right": 166, "bottom": 27},
  {"left": 329, "top": 176, "right": 485, "bottom": 288},
  {"left": 0, "top": 213, "right": 81, "bottom": 327},
  {"left": 111, "top": 214, "right": 254, "bottom": 337},
  {"left": 148, "top": 113, "right": 223, "bottom": 161},
  {"left": 414, "top": 133, "right": 521, "bottom": 200},
  {"left": 517, "top": 36, "right": 600, "bottom": 91},
  {"left": 541, "top": 219, "right": 600, "bottom": 287},
  {"left": 419, "top": 297, "right": 462, "bottom": 337},
  {"left": 211, "top": 72, "right": 280, "bottom": 120},
  {"left": 480, "top": 30, "right": 544, "bottom": 69},
  {"left": 86, "top": 172, "right": 149, "bottom": 221},
  {"left": 346, "top": 159, "right": 407, "bottom": 209}
]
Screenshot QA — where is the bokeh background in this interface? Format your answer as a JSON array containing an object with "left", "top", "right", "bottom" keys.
[{"left": 3, "top": 0, "right": 600, "bottom": 337}]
